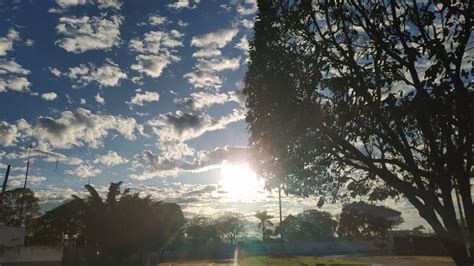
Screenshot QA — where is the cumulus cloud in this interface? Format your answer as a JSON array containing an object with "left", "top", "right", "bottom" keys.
[
  {"left": 237, "top": 0, "right": 257, "bottom": 16},
  {"left": 241, "top": 19, "right": 254, "bottom": 29},
  {"left": 26, "top": 108, "right": 143, "bottom": 149},
  {"left": 192, "top": 48, "right": 221, "bottom": 58},
  {"left": 148, "top": 108, "right": 245, "bottom": 143},
  {"left": 167, "top": 0, "right": 200, "bottom": 10},
  {"left": 65, "top": 164, "right": 101, "bottom": 178},
  {"left": 129, "top": 30, "right": 183, "bottom": 78},
  {"left": 0, "top": 59, "right": 31, "bottom": 92},
  {"left": 191, "top": 28, "right": 238, "bottom": 49},
  {"left": 0, "top": 121, "right": 18, "bottom": 146},
  {"left": 132, "top": 145, "right": 248, "bottom": 179},
  {"left": 235, "top": 35, "right": 249, "bottom": 54},
  {"left": 184, "top": 57, "right": 240, "bottom": 89},
  {"left": 128, "top": 91, "right": 160, "bottom": 107},
  {"left": 41, "top": 92, "right": 58, "bottom": 101},
  {"left": 66, "top": 59, "right": 127, "bottom": 88},
  {"left": 95, "top": 93, "right": 105, "bottom": 104},
  {"left": 0, "top": 28, "right": 20, "bottom": 56},
  {"left": 9, "top": 175, "right": 46, "bottom": 187},
  {"left": 148, "top": 13, "right": 167, "bottom": 26},
  {"left": 49, "top": 67, "right": 61, "bottom": 77},
  {"left": 93, "top": 150, "right": 128, "bottom": 166},
  {"left": 56, "top": 14, "right": 123, "bottom": 53},
  {"left": 174, "top": 91, "right": 240, "bottom": 111},
  {"left": 183, "top": 71, "right": 222, "bottom": 89},
  {"left": 55, "top": 0, "right": 122, "bottom": 10}
]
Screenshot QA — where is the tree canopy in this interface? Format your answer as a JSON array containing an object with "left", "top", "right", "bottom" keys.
[
  {"left": 280, "top": 209, "right": 337, "bottom": 241},
  {"left": 244, "top": 0, "right": 474, "bottom": 264},
  {"left": 0, "top": 188, "right": 40, "bottom": 228}
]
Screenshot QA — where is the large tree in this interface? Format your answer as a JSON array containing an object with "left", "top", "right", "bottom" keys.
[
  {"left": 244, "top": 0, "right": 474, "bottom": 264},
  {"left": 0, "top": 188, "right": 40, "bottom": 228},
  {"left": 255, "top": 211, "right": 274, "bottom": 242},
  {"left": 338, "top": 202, "right": 403, "bottom": 240},
  {"left": 216, "top": 212, "right": 246, "bottom": 244},
  {"left": 280, "top": 210, "right": 337, "bottom": 241}
]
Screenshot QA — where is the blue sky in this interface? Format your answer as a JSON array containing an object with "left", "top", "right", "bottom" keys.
[{"left": 0, "top": 0, "right": 425, "bottom": 230}]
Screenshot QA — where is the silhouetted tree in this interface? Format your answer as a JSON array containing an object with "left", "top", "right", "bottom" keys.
[
  {"left": 186, "top": 216, "right": 220, "bottom": 245},
  {"left": 0, "top": 188, "right": 40, "bottom": 228},
  {"left": 280, "top": 210, "right": 337, "bottom": 241},
  {"left": 255, "top": 211, "right": 274, "bottom": 242},
  {"left": 216, "top": 212, "right": 246, "bottom": 244},
  {"left": 337, "top": 202, "right": 403, "bottom": 240},
  {"left": 244, "top": 1, "right": 474, "bottom": 264}
]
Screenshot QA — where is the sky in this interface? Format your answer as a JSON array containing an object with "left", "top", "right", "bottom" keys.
[{"left": 0, "top": 0, "right": 427, "bottom": 232}]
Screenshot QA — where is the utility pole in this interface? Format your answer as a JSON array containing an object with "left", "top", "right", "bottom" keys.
[
  {"left": 18, "top": 121, "right": 35, "bottom": 228},
  {"left": 1, "top": 164, "right": 11, "bottom": 199},
  {"left": 278, "top": 184, "right": 284, "bottom": 255}
]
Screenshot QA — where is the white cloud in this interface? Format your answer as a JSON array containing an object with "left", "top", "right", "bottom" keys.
[
  {"left": 191, "top": 28, "right": 238, "bottom": 49},
  {"left": 184, "top": 57, "right": 240, "bottom": 89},
  {"left": 174, "top": 91, "right": 239, "bottom": 110},
  {"left": 129, "top": 30, "right": 183, "bottom": 78},
  {"left": 80, "top": 98, "right": 86, "bottom": 104},
  {"left": 25, "top": 108, "right": 144, "bottom": 149},
  {"left": 131, "top": 54, "right": 178, "bottom": 78},
  {"left": 192, "top": 48, "right": 222, "bottom": 58},
  {"left": 55, "top": 0, "right": 122, "bottom": 9},
  {"left": 241, "top": 19, "right": 254, "bottom": 29},
  {"left": 0, "top": 28, "right": 20, "bottom": 56},
  {"left": 237, "top": 0, "right": 257, "bottom": 16},
  {"left": 0, "top": 121, "right": 18, "bottom": 146},
  {"left": 65, "top": 164, "right": 101, "bottom": 178},
  {"left": 9, "top": 175, "right": 46, "bottom": 187},
  {"left": 94, "top": 150, "right": 128, "bottom": 166},
  {"left": 235, "top": 35, "right": 249, "bottom": 54},
  {"left": 49, "top": 67, "right": 61, "bottom": 77},
  {"left": 0, "top": 59, "right": 31, "bottom": 92},
  {"left": 41, "top": 92, "right": 58, "bottom": 101},
  {"left": 167, "top": 0, "right": 200, "bottom": 10},
  {"left": 148, "top": 14, "right": 167, "bottom": 26},
  {"left": 148, "top": 108, "right": 245, "bottom": 143},
  {"left": 177, "top": 20, "right": 189, "bottom": 27},
  {"left": 66, "top": 59, "right": 127, "bottom": 88},
  {"left": 132, "top": 146, "right": 248, "bottom": 179},
  {"left": 56, "top": 14, "right": 123, "bottom": 53},
  {"left": 129, "top": 91, "right": 160, "bottom": 107},
  {"left": 183, "top": 71, "right": 221, "bottom": 89},
  {"left": 95, "top": 93, "right": 105, "bottom": 104}
]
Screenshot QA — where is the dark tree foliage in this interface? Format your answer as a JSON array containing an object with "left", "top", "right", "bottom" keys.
[
  {"left": 255, "top": 211, "right": 274, "bottom": 242},
  {"left": 0, "top": 188, "right": 40, "bottom": 228},
  {"left": 215, "top": 212, "right": 246, "bottom": 244},
  {"left": 244, "top": 0, "right": 474, "bottom": 264},
  {"left": 186, "top": 216, "right": 220, "bottom": 245},
  {"left": 337, "top": 201, "right": 403, "bottom": 240},
  {"left": 280, "top": 209, "right": 337, "bottom": 241}
]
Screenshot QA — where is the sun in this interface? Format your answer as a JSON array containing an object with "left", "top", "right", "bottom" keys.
[{"left": 219, "top": 162, "right": 264, "bottom": 201}]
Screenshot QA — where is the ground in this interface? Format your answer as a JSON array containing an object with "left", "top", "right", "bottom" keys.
[{"left": 158, "top": 256, "right": 455, "bottom": 266}]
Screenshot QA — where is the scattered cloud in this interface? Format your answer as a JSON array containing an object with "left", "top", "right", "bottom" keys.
[
  {"left": 128, "top": 91, "right": 160, "bottom": 107},
  {"left": 28, "top": 108, "right": 143, "bottom": 149},
  {"left": 0, "top": 121, "right": 18, "bottom": 146},
  {"left": 235, "top": 35, "right": 249, "bottom": 54},
  {"left": 148, "top": 108, "right": 245, "bottom": 143},
  {"left": 190, "top": 28, "right": 238, "bottom": 49},
  {"left": 167, "top": 0, "right": 200, "bottom": 10},
  {"left": 131, "top": 54, "right": 178, "bottom": 78},
  {"left": 41, "top": 92, "right": 58, "bottom": 101},
  {"left": 65, "top": 164, "right": 101, "bottom": 178},
  {"left": 66, "top": 59, "right": 127, "bottom": 88},
  {"left": 0, "top": 28, "right": 20, "bottom": 56},
  {"left": 95, "top": 93, "right": 105, "bottom": 104},
  {"left": 237, "top": 0, "right": 257, "bottom": 16},
  {"left": 93, "top": 150, "right": 128, "bottom": 166},
  {"left": 174, "top": 91, "right": 240, "bottom": 111},
  {"left": 49, "top": 67, "right": 61, "bottom": 77},
  {"left": 55, "top": 0, "right": 122, "bottom": 10},
  {"left": 56, "top": 14, "right": 123, "bottom": 53}
]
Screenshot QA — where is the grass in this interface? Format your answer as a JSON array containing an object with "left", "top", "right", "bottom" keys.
[{"left": 239, "top": 256, "right": 367, "bottom": 266}]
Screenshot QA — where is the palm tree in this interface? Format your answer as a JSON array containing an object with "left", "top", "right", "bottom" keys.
[{"left": 255, "top": 211, "right": 274, "bottom": 242}]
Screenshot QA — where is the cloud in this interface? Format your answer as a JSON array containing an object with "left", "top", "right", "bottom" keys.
[
  {"left": 55, "top": 0, "right": 122, "bottom": 10},
  {"left": 191, "top": 28, "right": 238, "bottom": 49},
  {"left": 93, "top": 150, "right": 128, "bottom": 166},
  {"left": 9, "top": 175, "right": 46, "bottom": 187},
  {"left": 65, "top": 164, "right": 101, "bottom": 178},
  {"left": 235, "top": 35, "right": 249, "bottom": 54},
  {"left": 66, "top": 59, "right": 127, "bottom": 88},
  {"left": 129, "top": 30, "right": 183, "bottom": 78},
  {"left": 27, "top": 108, "right": 143, "bottom": 149},
  {"left": 41, "top": 92, "right": 58, "bottom": 101},
  {"left": 237, "top": 0, "right": 257, "bottom": 16},
  {"left": 0, "top": 28, "right": 20, "bottom": 56},
  {"left": 192, "top": 48, "right": 222, "bottom": 58},
  {"left": 184, "top": 57, "right": 240, "bottom": 89},
  {"left": 56, "top": 14, "right": 123, "bottom": 53},
  {"left": 0, "top": 59, "right": 31, "bottom": 92},
  {"left": 0, "top": 121, "right": 18, "bottom": 146},
  {"left": 167, "top": 0, "right": 200, "bottom": 10},
  {"left": 95, "top": 93, "right": 105, "bottom": 104},
  {"left": 148, "top": 14, "right": 167, "bottom": 26},
  {"left": 148, "top": 108, "right": 245, "bottom": 142},
  {"left": 174, "top": 91, "right": 240, "bottom": 110},
  {"left": 49, "top": 67, "right": 61, "bottom": 77},
  {"left": 128, "top": 91, "right": 160, "bottom": 107},
  {"left": 131, "top": 145, "right": 248, "bottom": 179},
  {"left": 241, "top": 19, "right": 254, "bottom": 29}
]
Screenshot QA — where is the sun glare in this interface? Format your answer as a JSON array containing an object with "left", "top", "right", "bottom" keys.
[{"left": 219, "top": 162, "right": 264, "bottom": 201}]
